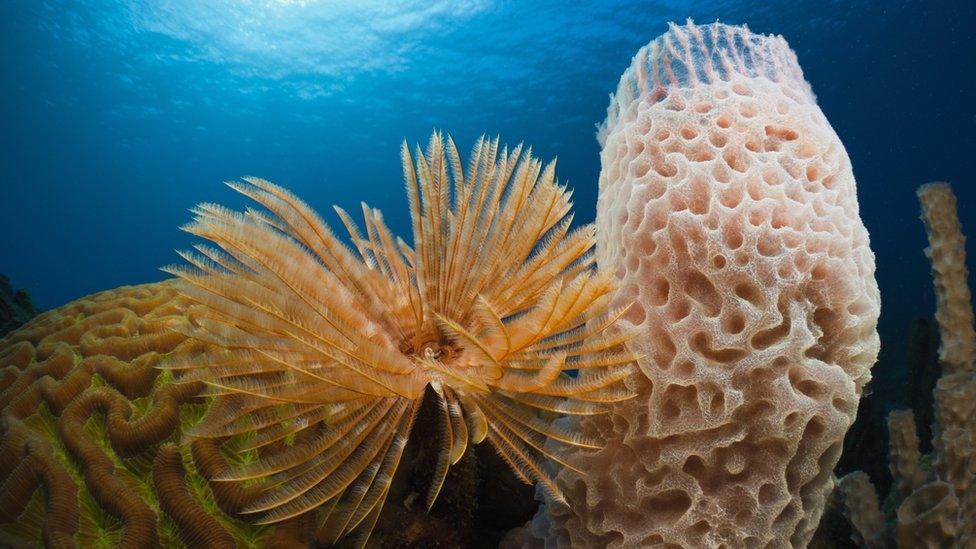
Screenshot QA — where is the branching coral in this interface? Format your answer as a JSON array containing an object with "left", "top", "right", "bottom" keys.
[
  {"left": 0, "top": 133, "right": 636, "bottom": 547},
  {"left": 509, "top": 20, "right": 879, "bottom": 548},
  {"left": 838, "top": 182, "right": 976, "bottom": 548}
]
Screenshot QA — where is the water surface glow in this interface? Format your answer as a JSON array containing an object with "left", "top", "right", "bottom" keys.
[{"left": 127, "top": 0, "right": 492, "bottom": 79}]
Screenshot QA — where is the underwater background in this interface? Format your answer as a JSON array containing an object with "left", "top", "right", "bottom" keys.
[{"left": 0, "top": 0, "right": 973, "bottom": 435}]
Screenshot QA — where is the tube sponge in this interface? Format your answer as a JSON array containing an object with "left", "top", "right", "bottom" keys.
[
  {"left": 887, "top": 410, "right": 927, "bottom": 500},
  {"left": 533, "top": 21, "right": 880, "bottom": 548},
  {"left": 918, "top": 182, "right": 976, "bottom": 375},
  {"left": 837, "top": 182, "right": 975, "bottom": 548},
  {"left": 835, "top": 472, "right": 885, "bottom": 547},
  {"left": 918, "top": 183, "right": 976, "bottom": 537}
]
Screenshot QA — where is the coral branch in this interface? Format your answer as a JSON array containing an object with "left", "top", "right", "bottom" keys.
[
  {"left": 887, "top": 410, "right": 927, "bottom": 499},
  {"left": 836, "top": 472, "right": 885, "bottom": 548},
  {"left": 918, "top": 182, "right": 976, "bottom": 374}
]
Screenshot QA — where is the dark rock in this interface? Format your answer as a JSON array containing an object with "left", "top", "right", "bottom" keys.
[
  {"left": 904, "top": 318, "right": 940, "bottom": 452},
  {"left": 361, "top": 388, "right": 537, "bottom": 549},
  {"left": 0, "top": 274, "right": 39, "bottom": 337}
]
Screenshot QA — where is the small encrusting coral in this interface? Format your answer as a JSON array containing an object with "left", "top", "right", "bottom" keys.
[
  {"left": 0, "top": 274, "right": 39, "bottom": 338},
  {"left": 0, "top": 133, "right": 635, "bottom": 547},
  {"left": 508, "top": 20, "right": 880, "bottom": 548},
  {"left": 838, "top": 182, "right": 976, "bottom": 548}
]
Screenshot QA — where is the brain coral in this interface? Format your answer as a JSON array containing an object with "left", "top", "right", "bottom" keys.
[
  {"left": 0, "top": 282, "right": 236, "bottom": 547},
  {"left": 515, "top": 21, "right": 880, "bottom": 548}
]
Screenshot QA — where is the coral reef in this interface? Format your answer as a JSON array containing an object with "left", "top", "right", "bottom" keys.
[
  {"left": 510, "top": 20, "right": 879, "bottom": 548},
  {"left": 0, "top": 133, "right": 633, "bottom": 547},
  {"left": 0, "top": 274, "right": 39, "bottom": 338},
  {"left": 838, "top": 182, "right": 976, "bottom": 547}
]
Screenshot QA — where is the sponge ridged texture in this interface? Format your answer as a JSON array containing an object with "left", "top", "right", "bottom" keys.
[{"left": 538, "top": 21, "right": 880, "bottom": 548}]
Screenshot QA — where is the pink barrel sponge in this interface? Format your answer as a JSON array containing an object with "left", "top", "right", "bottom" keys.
[{"left": 535, "top": 21, "right": 881, "bottom": 548}]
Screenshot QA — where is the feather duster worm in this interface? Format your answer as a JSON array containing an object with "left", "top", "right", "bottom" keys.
[{"left": 162, "top": 133, "right": 637, "bottom": 545}]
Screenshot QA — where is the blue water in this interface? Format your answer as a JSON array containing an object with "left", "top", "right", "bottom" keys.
[{"left": 1, "top": 0, "right": 973, "bottom": 406}]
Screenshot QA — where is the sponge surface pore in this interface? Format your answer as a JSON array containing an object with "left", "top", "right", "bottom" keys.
[{"left": 540, "top": 21, "right": 879, "bottom": 549}]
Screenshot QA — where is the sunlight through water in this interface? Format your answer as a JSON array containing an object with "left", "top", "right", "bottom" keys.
[{"left": 127, "top": 0, "right": 491, "bottom": 78}]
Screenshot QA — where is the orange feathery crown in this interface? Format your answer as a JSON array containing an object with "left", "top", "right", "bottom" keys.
[{"left": 162, "top": 132, "right": 636, "bottom": 546}]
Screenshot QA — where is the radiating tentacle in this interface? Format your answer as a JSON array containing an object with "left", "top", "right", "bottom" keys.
[{"left": 164, "top": 133, "right": 636, "bottom": 546}]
